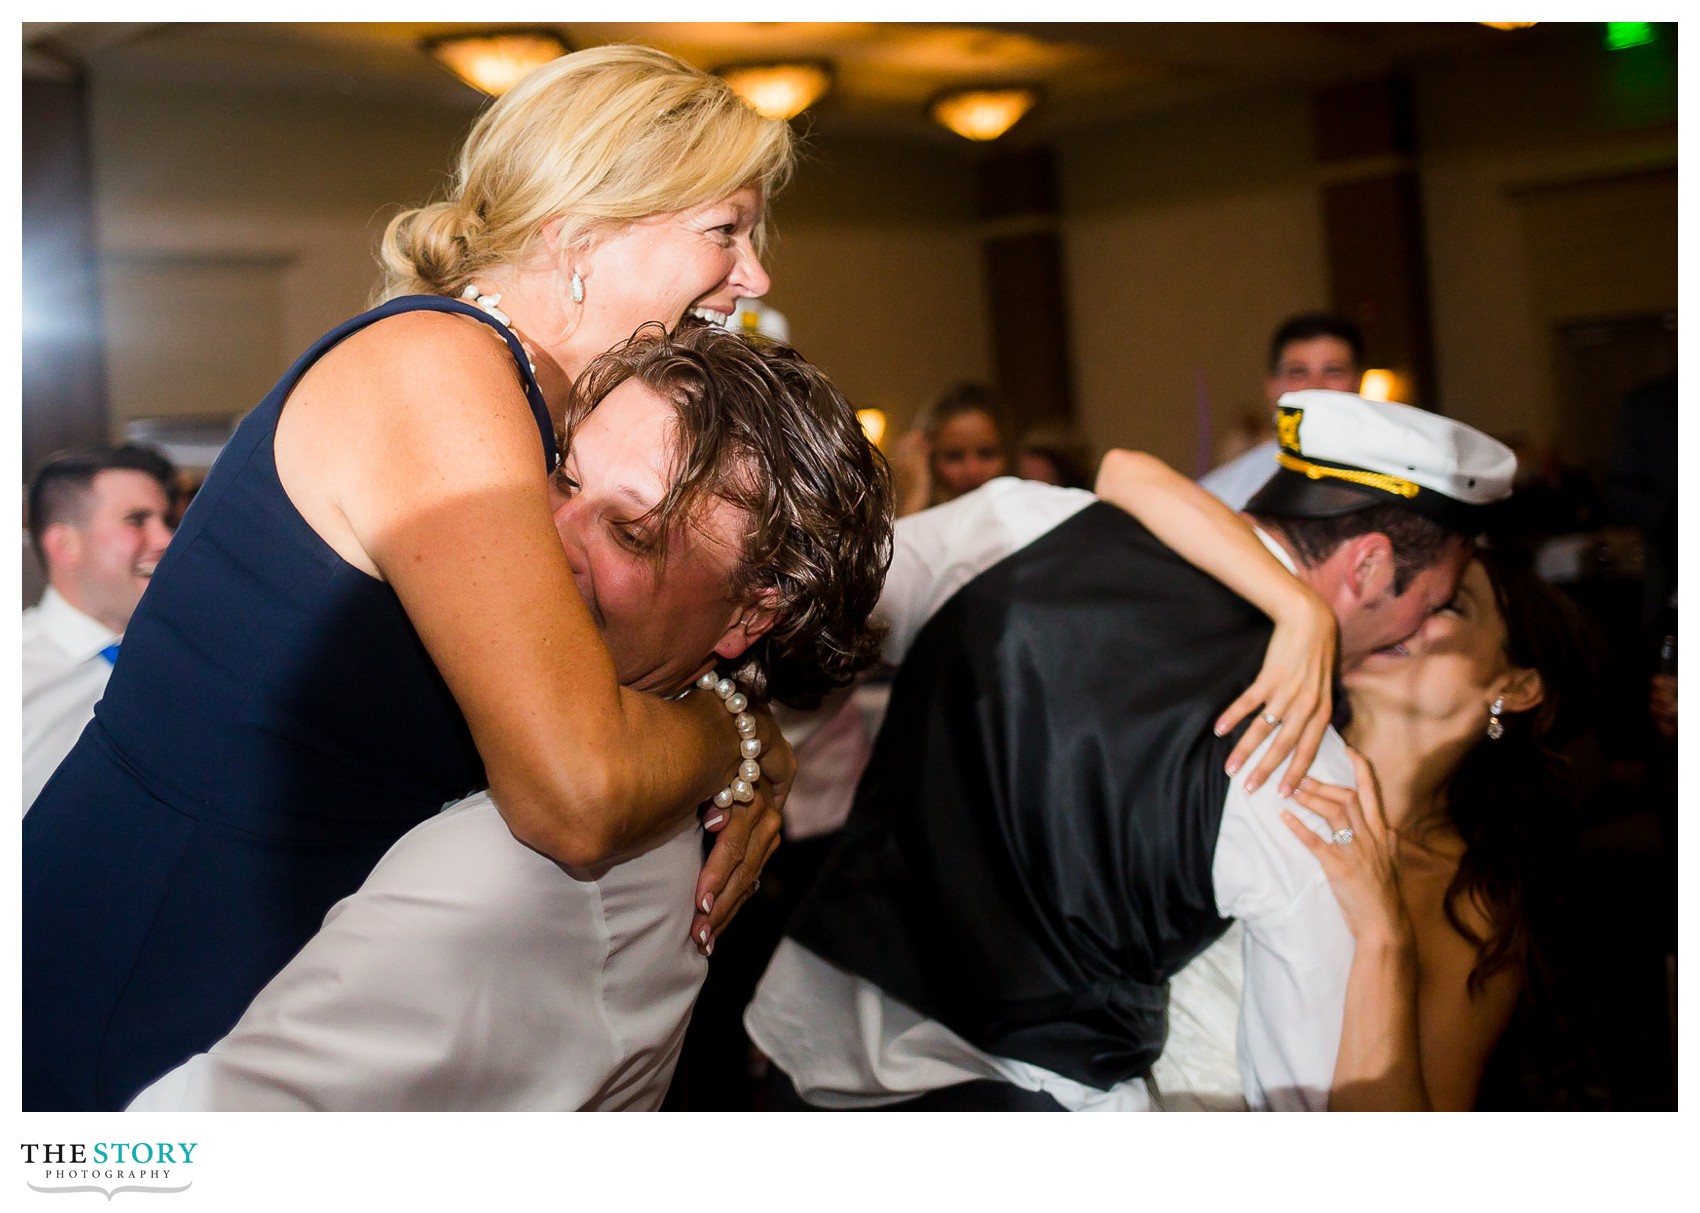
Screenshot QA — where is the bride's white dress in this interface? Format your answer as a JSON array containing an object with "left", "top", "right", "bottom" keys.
[{"left": 1149, "top": 921, "right": 1250, "bottom": 1111}]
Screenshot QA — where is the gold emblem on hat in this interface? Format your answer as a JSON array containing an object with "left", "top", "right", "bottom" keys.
[{"left": 1276, "top": 407, "right": 1303, "bottom": 453}]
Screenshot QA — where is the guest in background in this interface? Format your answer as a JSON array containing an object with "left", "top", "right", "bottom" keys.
[
  {"left": 893, "top": 381, "right": 1010, "bottom": 515},
  {"left": 1602, "top": 372, "right": 1677, "bottom": 642},
  {"left": 22, "top": 443, "right": 175, "bottom": 811},
  {"left": 1200, "top": 312, "right": 1363, "bottom": 510},
  {"left": 1495, "top": 433, "right": 1601, "bottom": 542},
  {"left": 1015, "top": 423, "right": 1094, "bottom": 490}
]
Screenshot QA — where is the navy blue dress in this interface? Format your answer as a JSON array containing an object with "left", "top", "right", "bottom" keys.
[{"left": 23, "top": 295, "right": 557, "bottom": 1111}]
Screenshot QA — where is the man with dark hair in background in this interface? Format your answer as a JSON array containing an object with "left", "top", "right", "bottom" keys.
[
  {"left": 1201, "top": 312, "right": 1364, "bottom": 510},
  {"left": 23, "top": 443, "right": 176, "bottom": 811}
]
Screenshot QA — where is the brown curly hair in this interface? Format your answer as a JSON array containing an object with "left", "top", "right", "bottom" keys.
[{"left": 568, "top": 321, "right": 893, "bottom": 707}]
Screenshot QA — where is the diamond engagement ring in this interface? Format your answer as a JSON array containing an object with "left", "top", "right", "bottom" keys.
[
  {"left": 1261, "top": 712, "right": 1282, "bottom": 727},
  {"left": 1330, "top": 827, "right": 1355, "bottom": 846}
]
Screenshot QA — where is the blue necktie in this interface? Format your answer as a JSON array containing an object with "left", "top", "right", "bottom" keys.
[{"left": 98, "top": 641, "right": 121, "bottom": 666}]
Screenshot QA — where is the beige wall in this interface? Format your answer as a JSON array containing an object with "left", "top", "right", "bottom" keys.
[
  {"left": 1414, "top": 40, "right": 1677, "bottom": 447},
  {"left": 765, "top": 136, "right": 989, "bottom": 436},
  {"left": 89, "top": 75, "right": 477, "bottom": 431},
  {"left": 1058, "top": 90, "right": 1327, "bottom": 473},
  {"left": 78, "top": 35, "right": 1675, "bottom": 480},
  {"left": 1050, "top": 41, "right": 1676, "bottom": 475},
  {"left": 84, "top": 79, "right": 992, "bottom": 447}
]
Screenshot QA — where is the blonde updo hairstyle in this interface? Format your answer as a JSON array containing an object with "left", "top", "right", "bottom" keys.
[{"left": 379, "top": 44, "right": 794, "bottom": 301}]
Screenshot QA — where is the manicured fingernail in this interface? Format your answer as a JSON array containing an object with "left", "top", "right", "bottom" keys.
[
  {"left": 697, "top": 926, "right": 710, "bottom": 946},
  {"left": 1213, "top": 722, "right": 1227, "bottom": 737},
  {"left": 705, "top": 938, "right": 714, "bottom": 957},
  {"left": 1224, "top": 758, "right": 1240, "bottom": 775},
  {"left": 703, "top": 812, "right": 725, "bottom": 830},
  {"left": 700, "top": 893, "right": 714, "bottom": 914},
  {"left": 1245, "top": 777, "right": 1261, "bottom": 793}
]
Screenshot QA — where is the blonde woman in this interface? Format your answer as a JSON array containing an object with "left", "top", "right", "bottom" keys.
[{"left": 25, "top": 45, "right": 800, "bottom": 1111}]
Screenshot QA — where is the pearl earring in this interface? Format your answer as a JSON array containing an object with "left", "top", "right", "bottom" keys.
[
  {"left": 1486, "top": 696, "right": 1505, "bottom": 740},
  {"left": 570, "top": 271, "right": 584, "bottom": 304}
]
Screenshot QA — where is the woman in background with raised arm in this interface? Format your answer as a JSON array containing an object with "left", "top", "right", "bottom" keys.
[
  {"left": 25, "top": 45, "right": 800, "bottom": 1111},
  {"left": 892, "top": 382, "right": 1012, "bottom": 516}
]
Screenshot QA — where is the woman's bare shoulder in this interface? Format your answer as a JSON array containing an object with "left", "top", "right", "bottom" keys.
[
  {"left": 331, "top": 308, "right": 521, "bottom": 386},
  {"left": 290, "top": 307, "right": 534, "bottom": 450},
  {"left": 276, "top": 303, "right": 548, "bottom": 573}
]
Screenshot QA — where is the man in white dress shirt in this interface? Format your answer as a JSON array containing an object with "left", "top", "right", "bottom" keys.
[
  {"left": 746, "top": 391, "right": 1515, "bottom": 1111},
  {"left": 1199, "top": 313, "right": 1363, "bottom": 511},
  {"left": 23, "top": 444, "right": 176, "bottom": 811},
  {"left": 126, "top": 323, "right": 893, "bottom": 1111}
]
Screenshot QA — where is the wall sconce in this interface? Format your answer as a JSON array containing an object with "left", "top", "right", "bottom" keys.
[
  {"left": 423, "top": 30, "right": 571, "bottom": 96},
  {"left": 929, "top": 87, "right": 1040, "bottom": 142},
  {"left": 856, "top": 408, "right": 888, "bottom": 449},
  {"left": 717, "top": 62, "right": 833, "bottom": 121},
  {"left": 1358, "top": 369, "right": 1408, "bottom": 403}
]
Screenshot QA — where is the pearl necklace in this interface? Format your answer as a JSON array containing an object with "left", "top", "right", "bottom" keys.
[
  {"left": 696, "top": 670, "right": 765, "bottom": 816},
  {"left": 460, "top": 284, "right": 537, "bottom": 375}
]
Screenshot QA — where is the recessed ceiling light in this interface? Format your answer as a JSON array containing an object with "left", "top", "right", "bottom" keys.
[
  {"left": 423, "top": 30, "right": 571, "bottom": 97},
  {"left": 717, "top": 62, "right": 833, "bottom": 121},
  {"left": 930, "top": 87, "right": 1040, "bottom": 142}
]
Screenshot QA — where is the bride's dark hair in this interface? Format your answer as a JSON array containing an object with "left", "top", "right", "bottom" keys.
[{"left": 1442, "top": 548, "right": 1602, "bottom": 995}]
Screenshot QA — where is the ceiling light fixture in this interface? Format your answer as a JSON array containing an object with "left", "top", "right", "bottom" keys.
[
  {"left": 1479, "top": 22, "right": 1538, "bottom": 31},
  {"left": 717, "top": 62, "right": 833, "bottom": 121},
  {"left": 930, "top": 87, "right": 1040, "bottom": 142},
  {"left": 423, "top": 30, "right": 571, "bottom": 97}
]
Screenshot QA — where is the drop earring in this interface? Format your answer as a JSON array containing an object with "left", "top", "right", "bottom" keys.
[
  {"left": 570, "top": 271, "right": 584, "bottom": 304},
  {"left": 1486, "top": 696, "right": 1505, "bottom": 740}
]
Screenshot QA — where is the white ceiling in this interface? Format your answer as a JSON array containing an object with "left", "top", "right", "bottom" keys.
[{"left": 22, "top": 21, "right": 1558, "bottom": 144}]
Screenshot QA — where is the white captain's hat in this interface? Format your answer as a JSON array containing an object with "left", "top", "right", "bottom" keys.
[{"left": 1244, "top": 389, "right": 1516, "bottom": 531}]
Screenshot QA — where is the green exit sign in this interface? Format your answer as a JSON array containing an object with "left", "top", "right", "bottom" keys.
[{"left": 1605, "top": 23, "right": 1657, "bottom": 51}]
